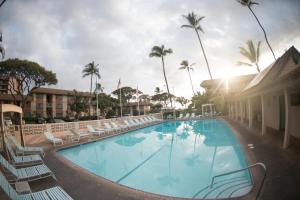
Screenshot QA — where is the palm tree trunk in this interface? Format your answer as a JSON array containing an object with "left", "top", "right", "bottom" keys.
[
  {"left": 161, "top": 56, "right": 173, "bottom": 107},
  {"left": 89, "top": 74, "right": 93, "bottom": 116},
  {"left": 187, "top": 69, "right": 195, "bottom": 95},
  {"left": 248, "top": 6, "right": 276, "bottom": 61},
  {"left": 195, "top": 29, "right": 213, "bottom": 80},
  {"left": 255, "top": 63, "right": 261, "bottom": 73}
]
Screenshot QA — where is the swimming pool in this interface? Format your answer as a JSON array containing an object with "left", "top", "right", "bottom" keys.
[{"left": 59, "top": 119, "right": 252, "bottom": 199}]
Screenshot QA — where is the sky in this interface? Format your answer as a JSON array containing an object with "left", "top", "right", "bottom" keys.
[{"left": 0, "top": 0, "right": 299, "bottom": 99}]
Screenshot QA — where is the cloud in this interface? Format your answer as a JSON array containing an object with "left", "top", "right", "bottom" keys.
[{"left": 0, "top": 0, "right": 299, "bottom": 99}]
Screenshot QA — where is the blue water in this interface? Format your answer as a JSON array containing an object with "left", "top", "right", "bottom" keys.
[{"left": 59, "top": 119, "right": 252, "bottom": 198}]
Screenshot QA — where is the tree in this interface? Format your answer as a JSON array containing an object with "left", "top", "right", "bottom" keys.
[
  {"left": 181, "top": 12, "right": 213, "bottom": 80},
  {"left": 0, "top": 32, "right": 4, "bottom": 60},
  {"left": 149, "top": 45, "right": 173, "bottom": 107},
  {"left": 237, "top": 40, "right": 261, "bottom": 72},
  {"left": 152, "top": 92, "right": 171, "bottom": 107},
  {"left": 176, "top": 96, "right": 190, "bottom": 109},
  {"left": 97, "top": 93, "right": 118, "bottom": 117},
  {"left": 69, "top": 90, "right": 89, "bottom": 119},
  {"left": 237, "top": 0, "right": 276, "bottom": 60},
  {"left": 179, "top": 60, "right": 196, "bottom": 95},
  {"left": 190, "top": 91, "right": 211, "bottom": 110},
  {"left": 0, "top": 58, "right": 57, "bottom": 109},
  {"left": 112, "top": 86, "right": 138, "bottom": 103},
  {"left": 154, "top": 87, "right": 162, "bottom": 95},
  {"left": 82, "top": 61, "right": 100, "bottom": 116}
]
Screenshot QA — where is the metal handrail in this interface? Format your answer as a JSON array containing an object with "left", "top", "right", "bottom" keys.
[{"left": 210, "top": 162, "right": 266, "bottom": 200}]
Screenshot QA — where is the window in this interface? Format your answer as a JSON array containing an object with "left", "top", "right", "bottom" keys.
[
  {"left": 291, "top": 93, "right": 300, "bottom": 106},
  {"left": 56, "top": 104, "right": 63, "bottom": 109},
  {"left": 56, "top": 95, "right": 63, "bottom": 101}
]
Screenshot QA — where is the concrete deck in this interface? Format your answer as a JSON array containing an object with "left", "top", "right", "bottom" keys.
[{"left": 1, "top": 118, "right": 300, "bottom": 200}]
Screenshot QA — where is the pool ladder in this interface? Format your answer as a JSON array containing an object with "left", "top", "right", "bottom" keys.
[{"left": 193, "top": 162, "right": 267, "bottom": 200}]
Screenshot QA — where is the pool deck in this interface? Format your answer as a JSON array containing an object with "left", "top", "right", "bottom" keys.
[{"left": 1, "top": 117, "right": 300, "bottom": 200}]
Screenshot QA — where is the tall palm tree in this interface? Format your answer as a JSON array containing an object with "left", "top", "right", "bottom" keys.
[
  {"left": 0, "top": 33, "right": 4, "bottom": 60},
  {"left": 237, "top": 0, "right": 276, "bottom": 60},
  {"left": 82, "top": 61, "right": 100, "bottom": 115},
  {"left": 179, "top": 60, "right": 196, "bottom": 95},
  {"left": 181, "top": 12, "right": 213, "bottom": 80},
  {"left": 237, "top": 40, "right": 261, "bottom": 72},
  {"left": 149, "top": 45, "right": 173, "bottom": 107},
  {"left": 82, "top": 61, "right": 100, "bottom": 94}
]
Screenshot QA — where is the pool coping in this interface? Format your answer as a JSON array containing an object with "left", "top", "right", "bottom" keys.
[{"left": 50, "top": 117, "right": 261, "bottom": 200}]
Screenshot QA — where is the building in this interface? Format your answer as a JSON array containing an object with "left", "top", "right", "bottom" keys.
[
  {"left": 200, "top": 74, "right": 256, "bottom": 113},
  {"left": 203, "top": 46, "right": 300, "bottom": 149},
  {"left": 0, "top": 86, "right": 96, "bottom": 118}
]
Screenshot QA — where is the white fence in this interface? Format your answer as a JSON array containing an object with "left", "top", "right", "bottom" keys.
[{"left": 7, "top": 113, "right": 162, "bottom": 135}]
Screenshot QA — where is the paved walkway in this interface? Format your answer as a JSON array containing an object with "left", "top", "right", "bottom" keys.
[{"left": 1, "top": 118, "right": 300, "bottom": 199}]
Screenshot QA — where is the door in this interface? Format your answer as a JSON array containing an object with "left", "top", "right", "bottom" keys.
[{"left": 279, "top": 95, "right": 285, "bottom": 131}]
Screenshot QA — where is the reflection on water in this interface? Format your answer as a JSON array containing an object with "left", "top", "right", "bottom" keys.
[{"left": 59, "top": 119, "right": 250, "bottom": 198}]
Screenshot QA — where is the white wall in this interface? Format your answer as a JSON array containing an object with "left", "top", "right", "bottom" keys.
[
  {"left": 265, "top": 94, "right": 280, "bottom": 130},
  {"left": 290, "top": 105, "right": 300, "bottom": 138}
]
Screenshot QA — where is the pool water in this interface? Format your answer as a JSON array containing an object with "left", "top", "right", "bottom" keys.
[{"left": 59, "top": 119, "right": 252, "bottom": 199}]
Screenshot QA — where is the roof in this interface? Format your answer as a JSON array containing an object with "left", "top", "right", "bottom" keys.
[
  {"left": 31, "top": 87, "right": 91, "bottom": 97},
  {"left": 200, "top": 74, "right": 256, "bottom": 88},
  {"left": 242, "top": 46, "right": 300, "bottom": 94}
]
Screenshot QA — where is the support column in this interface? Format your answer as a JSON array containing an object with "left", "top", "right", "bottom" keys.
[
  {"left": 248, "top": 99, "right": 253, "bottom": 128},
  {"left": 240, "top": 101, "right": 244, "bottom": 123},
  {"left": 261, "top": 95, "right": 266, "bottom": 135},
  {"left": 283, "top": 89, "right": 290, "bottom": 149},
  {"left": 235, "top": 101, "right": 239, "bottom": 121}
]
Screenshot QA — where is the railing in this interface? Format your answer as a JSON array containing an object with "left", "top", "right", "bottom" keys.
[{"left": 210, "top": 162, "right": 267, "bottom": 200}]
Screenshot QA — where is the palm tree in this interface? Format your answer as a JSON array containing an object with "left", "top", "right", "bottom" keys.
[
  {"left": 154, "top": 87, "right": 162, "bottom": 95},
  {"left": 237, "top": 40, "right": 261, "bottom": 72},
  {"left": 0, "top": 33, "right": 4, "bottom": 60},
  {"left": 82, "top": 61, "right": 101, "bottom": 94},
  {"left": 82, "top": 61, "right": 100, "bottom": 115},
  {"left": 181, "top": 12, "right": 213, "bottom": 80},
  {"left": 179, "top": 60, "right": 196, "bottom": 95},
  {"left": 149, "top": 45, "right": 173, "bottom": 107},
  {"left": 237, "top": 0, "right": 276, "bottom": 61}
]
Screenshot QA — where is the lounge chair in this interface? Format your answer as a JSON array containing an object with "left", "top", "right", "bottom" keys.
[
  {"left": 0, "top": 154, "right": 55, "bottom": 182},
  {"left": 178, "top": 114, "right": 184, "bottom": 119},
  {"left": 191, "top": 113, "right": 196, "bottom": 118},
  {"left": 5, "top": 139, "right": 43, "bottom": 167},
  {"left": 7, "top": 135, "right": 44, "bottom": 157},
  {"left": 103, "top": 122, "right": 119, "bottom": 132},
  {"left": 129, "top": 119, "right": 140, "bottom": 127},
  {"left": 69, "top": 129, "right": 90, "bottom": 141},
  {"left": 0, "top": 170, "right": 73, "bottom": 200},
  {"left": 86, "top": 125, "right": 104, "bottom": 136},
  {"left": 133, "top": 119, "right": 144, "bottom": 126},
  {"left": 110, "top": 121, "right": 129, "bottom": 130},
  {"left": 184, "top": 113, "right": 190, "bottom": 119},
  {"left": 123, "top": 120, "right": 136, "bottom": 128},
  {"left": 44, "top": 131, "right": 63, "bottom": 147}
]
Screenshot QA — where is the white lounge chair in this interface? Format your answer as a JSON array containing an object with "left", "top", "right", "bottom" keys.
[
  {"left": 191, "top": 113, "right": 196, "bottom": 118},
  {"left": 5, "top": 139, "right": 43, "bottom": 167},
  {"left": 129, "top": 119, "right": 140, "bottom": 127},
  {"left": 133, "top": 119, "right": 144, "bottom": 126},
  {"left": 123, "top": 120, "right": 136, "bottom": 128},
  {"left": 0, "top": 171, "right": 73, "bottom": 200},
  {"left": 178, "top": 113, "right": 184, "bottom": 119},
  {"left": 44, "top": 131, "right": 63, "bottom": 147},
  {"left": 184, "top": 113, "right": 190, "bottom": 119},
  {"left": 110, "top": 121, "right": 129, "bottom": 130},
  {"left": 86, "top": 125, "right": 104, "bottom": 136},
  {"left": 0, "top": 154, "right": 55, "bottom": 182},
  {"left": 69, "top": 129, "right": 90, "bottom": 141},
  {"left": 104, "top": 122, "right": 119, "bottom": 132},
  {"left": 7, "top": 135, "right": 44, "bottom": 157}
]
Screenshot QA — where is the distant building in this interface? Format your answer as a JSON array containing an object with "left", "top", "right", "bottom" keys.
[{"left": 0, "top": 86, "right": 96, "bottom": 118}]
